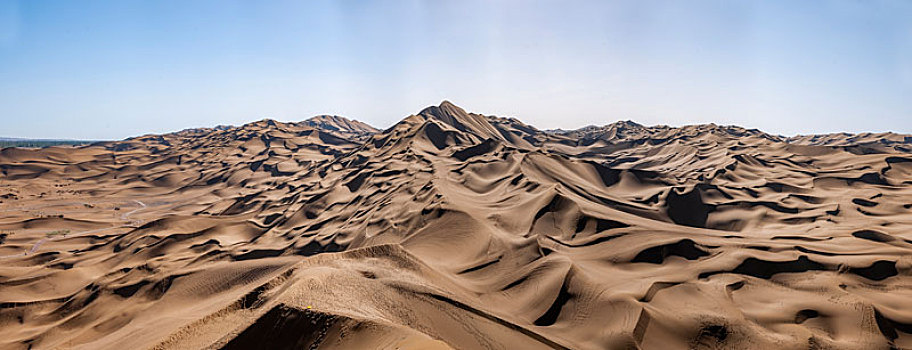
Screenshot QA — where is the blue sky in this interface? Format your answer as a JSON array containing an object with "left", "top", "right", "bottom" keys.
[{"left": 1, "top": 0, "right": 910, "bottom": 139}]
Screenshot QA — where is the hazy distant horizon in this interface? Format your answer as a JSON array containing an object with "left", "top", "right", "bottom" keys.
[{"left": 1, "top": 1, "right": 910, "bottom": 139}]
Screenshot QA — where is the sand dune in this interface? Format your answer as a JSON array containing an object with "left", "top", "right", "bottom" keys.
[{"left": 1, "top": 101, "right": 912, "bottom": 349}]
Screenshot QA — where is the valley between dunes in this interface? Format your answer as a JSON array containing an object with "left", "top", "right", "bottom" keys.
[{"left": 2, "top": 101, "right": 912, "bottom": 349}]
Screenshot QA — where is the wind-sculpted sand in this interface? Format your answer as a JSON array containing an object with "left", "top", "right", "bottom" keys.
[{"left": 1, "top": 102, "right": 911, "bottom": 349}]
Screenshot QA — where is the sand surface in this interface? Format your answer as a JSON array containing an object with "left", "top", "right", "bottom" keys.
[{"left": 2, "top": 101, "right": 912, "bottom": 349}]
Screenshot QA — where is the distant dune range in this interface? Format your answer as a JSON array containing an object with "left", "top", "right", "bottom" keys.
[
  {"left": 1, "top": 101, "right": 912, "bottom": 349},
  {"left": 0, "top": 138, "right": 98, "bottom": 149}
]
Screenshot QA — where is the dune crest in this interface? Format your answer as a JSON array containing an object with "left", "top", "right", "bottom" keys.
[{"left": 2, "top": 102, "right": 912, "bottom": 349}]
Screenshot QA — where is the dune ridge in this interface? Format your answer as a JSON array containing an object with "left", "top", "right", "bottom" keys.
[{"left": 2, "top": 101, "right": 912, "bottom": 349}]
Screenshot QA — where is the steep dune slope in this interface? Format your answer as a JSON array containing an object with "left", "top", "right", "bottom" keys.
[{"left": 1, "top": 103, "right": 911, "bottom": 349}]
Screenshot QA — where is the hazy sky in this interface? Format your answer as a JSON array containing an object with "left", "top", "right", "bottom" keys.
[{"left": 1, "top": 1, "right": 910, "bottom": 139}]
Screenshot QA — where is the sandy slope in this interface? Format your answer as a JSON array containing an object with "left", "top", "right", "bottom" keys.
[{"left": 1, "top": 101, "right": 912, "bottom": 349}]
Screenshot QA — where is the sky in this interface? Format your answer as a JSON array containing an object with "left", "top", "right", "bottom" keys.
[{"left": 0, "top": 0, "right": 910, "bottom": 140}]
